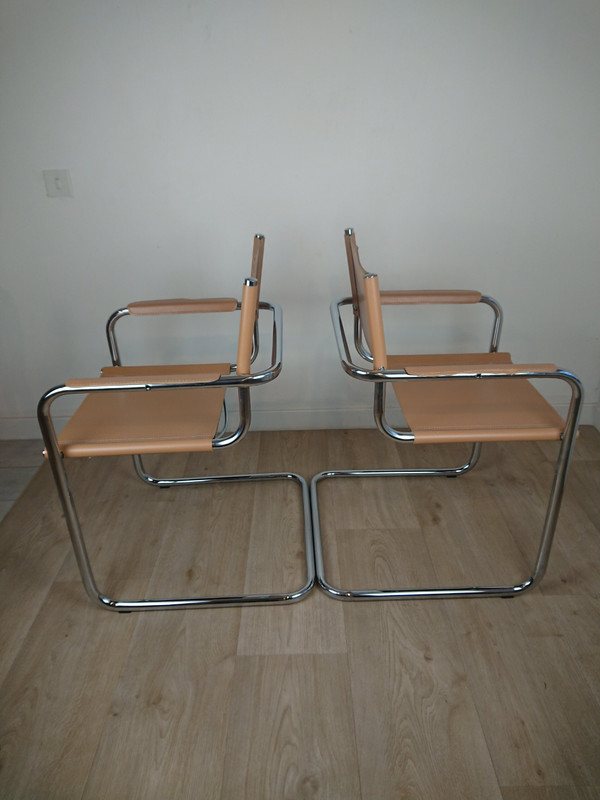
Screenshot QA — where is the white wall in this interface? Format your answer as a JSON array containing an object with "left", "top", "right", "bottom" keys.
[{"left": 1, "top": 0, "right": 599, "bottom": 437}]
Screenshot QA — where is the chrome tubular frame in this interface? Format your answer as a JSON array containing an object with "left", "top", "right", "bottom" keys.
[
  {"left": 38, "top": 301, "right": 316, "bottom": 611},
  {"left": 347, "top": 292, "right": 504, "bottom": 364},
  {"left": 106, "top": 307, "right": 129, "bottom": 366},
  {"left": 106, "top": 300, "right": 266, "bottom": 368},
  {"left": 354, "top": 316, "right": 373, "bottom": 363},
  {"left": 129, "top": 387, "right": 250, "bottom": 492},
  {"left": 311, "top": 297, "right": 584, "bottom": 601},
  {"left": 479, "top": 295, "right": 503, "bottom": 352}
]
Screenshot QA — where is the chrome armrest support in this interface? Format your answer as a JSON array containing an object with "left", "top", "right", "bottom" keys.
[
  {"left": 106, "top": 297, "right": 272, "bottom": 367},
  {"left": 336, "top": 291, "right": 505, "bottom": 367},
  {"left": 41, "top": 301, "right": 282, "bottom": 429},
  {"left": 479, "top": 295, "right": 503, "bottom": 352},
  {"left": 106, "top": 307, "right": 130, "bottom": 366}
]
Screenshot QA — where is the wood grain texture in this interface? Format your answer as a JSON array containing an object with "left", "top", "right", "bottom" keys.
[
  {"left": 501, "top": 785, "right": 600, "bottom": 800},
  {"left": 0, "top": 467, "right": 70, "bottom": 685},
  {"left": 82, "top": 611, "right": 240, "bottom": 800},
  {"left": 344, "top": 601, "right": 503, "bottom": 800},
  {"left": 221, "top": 654, "right": 361, "bottom": 800},
  {"left": 0, "top": 428, "right": 598, "bottom": 799},
  {"left": 446, "top": 598, "right": 600, "bottom": 788},
  {"left": 0, "top": 579, "right": 138, "bottom": 799}
]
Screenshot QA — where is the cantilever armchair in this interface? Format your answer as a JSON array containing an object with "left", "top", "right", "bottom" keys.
[
  {"left": 38, "top": 235, "right": 315, "bottom": 611},
  {"left": 311, "top": 228, "right": 584, "bottom": 600}
]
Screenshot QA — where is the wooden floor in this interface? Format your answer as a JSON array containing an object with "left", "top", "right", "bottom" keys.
[
  {"left": 1, "top": 428, "right": 598, "bottom": 800},
  {"left": 0, "top": 439, "right": 43, "bottom": 523}
]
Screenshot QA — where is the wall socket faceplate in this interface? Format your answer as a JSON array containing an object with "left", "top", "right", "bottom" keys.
[{"left": 43, "top": 169, "right": 73, "bottom": 198}]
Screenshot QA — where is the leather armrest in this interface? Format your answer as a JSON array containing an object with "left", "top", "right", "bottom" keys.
[
  {"left": 127, "top": 298, "right": 238, "bottom": 315},
  {"left": 380, "top": 290, "right": 482, "bottom": 305}
]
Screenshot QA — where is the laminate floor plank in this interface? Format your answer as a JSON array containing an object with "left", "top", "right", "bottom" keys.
[
  {"left": 143, "top": 478, "right": 257, "bottom": 598},
  {"left": 54, "top": 456, "right": 173, "bottom": 591},
  {"left": 242, "top": 479, "right": 306, "bottom": 595},
  {"left": 539, "top": 424, "right": 600, "bottom": 463},
  {"left": 407, "top": 467, "right": 532, "bottom": 587},
  {"left": 220, "top": 653, "right": 361, "bottom": 800},
  {"left": 343, "top": 601, "right": 502, "bottom": 800},
  {"left": 565, "top": 457, "right": 600, "bottom": 530},
  {"left": 543, "top": 593, "right": 600, "bottom": 703},
  {"left": 515, "top": 632, "right": 600, "bottom": 786},
  {"left": 501, "top": 786, "right": 600, "bottom": 800},
  {"left": 446, "top": 598, "right": 600, "bottom": 789},
  {"left": 81, "top": 610, "right": 240, "bottom": 800},
  {"left": 335, "top": 523, "right": 438, "bottom": 590},
  {"left": 237, "top": 429, "right": 348, "bottom": 656},
  {"left": 488, "top": 441, "right": 600, "bottom": 596},
  {"left": 0, "top": 579, "right": 139, "bottom": 800},
  {"left": 237, "top": 591, "right": 347, "bottom": 656},
  {"left": 0, "top": 466, "right": 70, "bottom": 684},
  {"left": 1, "top": 428, "right": 598, "bottom": 800},
  {"left": 317, "top": 450, "right": 534, "bottom": 593},
  {"left": 57, "top": 443, "right": 264, "bottom": 601},
  {"left": 478, "top": 441, "right": 555, "bottom": 562},
  {"left": 539, "top": 473, "right": 600, "bottom": 597}
]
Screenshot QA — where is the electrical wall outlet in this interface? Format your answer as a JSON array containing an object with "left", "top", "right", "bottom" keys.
[{"left": 43, "top": 169, "right": 73, "bottom": 198}]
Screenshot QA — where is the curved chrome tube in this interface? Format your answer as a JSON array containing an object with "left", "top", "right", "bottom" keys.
[
  {"left": 479, "top": 295, "right": 503, "bottom": 352},
  {"left": 106, "top": 307, "right": 130, "bottom": 366},
  {"left": 336, "top": 292, "right": 504, "bottom": 367},
  {"left": 37, "top": 391, "right": 101, "bottom": 605},
  {"left": 105, "top": 299, "right": 275, "bottom": 371}
]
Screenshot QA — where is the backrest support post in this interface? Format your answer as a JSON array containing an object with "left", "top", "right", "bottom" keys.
[{"left": 236, "top": 277, "right": 259, "bottom": 375}]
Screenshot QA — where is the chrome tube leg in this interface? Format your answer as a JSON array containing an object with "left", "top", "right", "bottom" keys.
[
  {"left": 451, "top": 442, "right": 482, "bottom": 475},
  {"left": 50, "top": 457, "right": 103, "bottom": 605},
  {"left": 38, "top": 413, "right": 107, "bottom": 608},
  {"left": 212, "top": 387, "right": 252, "bottom": 448},
  {"left": 102, "top": 471, "right": 315, "bottom": 611},
  {"left": 132, "top": 454, "right": 162, "bottom": 486},
  {"left": 527, "top": 382, "right": 583, "bottom": 589},
  {"left": 41, "top": 449, "right": 315, "bottom": 610},
  {"left": 132, "top": 387, "right": 252, "bottom": 486}
]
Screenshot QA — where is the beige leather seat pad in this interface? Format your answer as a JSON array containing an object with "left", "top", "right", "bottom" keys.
[
  {"left": 387, "top": 352, "right": 513, "bottom": 369},
  {"left": 387, "top": 354, "right": 565, "bottom": 443},
  {"left": 58, "top": 364, "right": 229, "bottom": 457}
]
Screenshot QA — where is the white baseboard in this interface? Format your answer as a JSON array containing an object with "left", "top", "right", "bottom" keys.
[{"left": 4, "top": 401, "right": 598, "bottom": 440}]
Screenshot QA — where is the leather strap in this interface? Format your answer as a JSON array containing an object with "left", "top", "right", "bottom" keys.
[
  {"left": 380, "top": 290, "right": 482, "bottom": 305},
  {"left": 127, "top": 298, "right": 238, "bottom": 315}
]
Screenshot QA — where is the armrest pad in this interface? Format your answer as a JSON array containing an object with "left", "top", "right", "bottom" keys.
[
  {"left": 127, "top": 298, "right": 238, "bottom": 315},
  {"left": 403, "top": 362, "right": 557, "bottom": 376},
  {"left": 380, "top": 290, "right": 482, "bottom": 305}
]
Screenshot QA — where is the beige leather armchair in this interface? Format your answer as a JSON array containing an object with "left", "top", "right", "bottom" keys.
[
  {"left": 311, "top": 228, "right": 583, "bottom": 601},
  {"left": 39, "top": 235, "right": 315, "bottom": 611}
]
